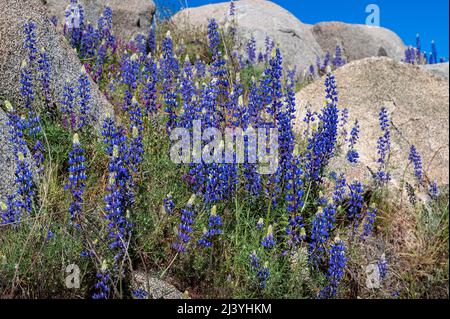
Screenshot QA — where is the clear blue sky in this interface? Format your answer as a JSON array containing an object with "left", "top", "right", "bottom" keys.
[{"left": 155, "top": 0, "right": 449, "bottom": 60}]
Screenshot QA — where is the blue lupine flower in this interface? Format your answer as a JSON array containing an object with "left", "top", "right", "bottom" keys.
[
  {"left": 80, "top": 24, "right": 100, "bottom": 59},
  {"left": 65, "top": 134, "right": 86, "bottom": 226},
  {"left": 431, "top": 40, "right": 438, "bottom": 64},
  {"left": 1, "top": 103, "right": 34, "bottom": 224},
  {"left": 361, "top": 207, "right": 377, "bottom": 239},
  {"left": 133, "top": 289, "right": 149, "bottom": 299},
  {"left": 229, "top": 0, "right": 236, "bottom": 16},
  {"left": 164, "top": 193, "right": 175, "bottom": 215},
  {"left": 46, "top": 230, "right": 55, "bottom": 241},
  {"left": 256, "top": 218, "right": 264, "bottom": 230},
  {"left": 377, "top": 256, "right": 388, "bottom": 280},
  {"left": 179, "top": 56, "right": 197, "bottom": 128},
  {"left": 198, "top": 205, "right": 223, "bottom": 248},
  {"left": 305, "top": 71, "right": 339, "bottom": 181},
  {"left": 249, "top": 251, "right": 270, "bottom": 289},
  {"left": 121, "top": 53, "right": 140, "bottom": 92},
  {"left": 50, "top": 15, "right": 58, "bottom": 27},
  {"left": 404, "top": 47, "right": 415, "bottom": 64},
  {"left": 333, "top": 46, "right": 345, "bottom": 68},
  {"left": 319, "top": 237, "right": 347, "bottom": 298},
  {"left": 93, "top": 261, "right": 110, "bottom": 299},
  {"left": 261, "top": 225, "right": 276, "bottom": 249},
  {"left": 4, "top": 102, "right": 35, "bottom": 223},
  {"left": 323, "top": 204, "right": 337, "bottom": 232},
  {"left": 134, "top": 33, "right": 148, "bottom": 55},
  {"left": 102, "top": 116, "right": 133, "bottom": 259},
  {"left": 65, "top": 0, "right": 85, "bottom": 48},
  {"left": 376, "top": 107, "right": 391, "bottom": 184},
  {"left": 408, "top": 145, "right": 423, "bottom": 184},
  {"left": 346, "top": 120, "right": 360, "bottom": 164},
  {"left": 264, "top": 36, "right": 274, "bottom": 62},
  {"left": 13, "top": 151, "right": 34, "bottom": 218},
  {"left": 38, "top": 48, "right": 51, "bottom": 106},
  {"left": 428, "top": 181, "right": 439, "bottom": 199},
  {"left": 247, "top": 35, "right": 257, "bottom": 65},
  {"left": 148, "top": 28, "right": 157, "bottom": 53},
  {"left": 24, "top": 20, "right": 37, "bottom": 63},
  {"left": 91, "top": 41, "right": 107, "bottom": 83},
  {"left": 61, "top": 80, "right": 76, "bottom": 129},
  {"left": 309, "top": 210, "right": 329, "bottom": 264},
  {"left": 161, "top": 31, "right": 179, "bottom": 133},
  {"left": 19, "top": 59, "right": 44, "bottom": 171},
  {"left": 142, "top": 56, "right": 158, "bottom": 117},
  {"left": 194, "top": 57, "right": 206, "bottom": 78},
  {"left": 78, "top": 66, "right": 93, "bottom": 129},
  {"left": 174, "top": 194, "right": 196, "bottom": 253},
  {"left": 20, "top": 60, "right": 35, "bottom": 111},
  {"left": 416, "top": 34, "right": 422, "bottom": 62},
  {"left": 332, "top": 173, "right": 347, "bottom": 206},
  {"left": 348, "top": 181, "right": 364, "bottom": 222}
]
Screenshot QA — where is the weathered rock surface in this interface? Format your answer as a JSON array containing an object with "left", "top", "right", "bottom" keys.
[
  {"left": 1, "top": 0, "right": 114, "bottom": 200},
  {"left": 295, "top": 57, "right": 449, "bottom": 189},
  {"left": 132, "top": 271, "right": 184, "bottom": 299},
  {"left": 0, "top": 108, "right": 17, "bottom": 203},
  {"left": 172, "top": 0, "right": 323, "bottom": 71},
  {"left": 44, "top": 0, "right": 156, "bottom": 39},
  {"left": 311, "top": 22, "right": 406, "bottom": 63},
  {"left": 420, "top": 62, "right": 449, "bottom": 81}
]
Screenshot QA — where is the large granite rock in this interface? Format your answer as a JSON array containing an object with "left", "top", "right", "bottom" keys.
[
  {"left": 172, "top": 0, "right": 323, "bottom": 71},
  {"left": 44, "top": 0, "right": 156, "bottom": 39},
  {"left": 1, "top": 0, "right": 114, "bottom": 201},
  {"left": 311, "top": 22, "right": 406, "bottom": 63},
  {"left": 420, "top": 62, "right": 449, "bottom": 81},
  {"left": 295, "top": 57, "right": 449, "bottom": 190},
  {"left": 0, "top": 0, "right": 113, "bottom": 129}
]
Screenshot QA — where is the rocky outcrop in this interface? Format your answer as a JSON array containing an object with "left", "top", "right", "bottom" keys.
[
  {"left": 311, "top": 22, "right": 406, "bottom": 62},
  {"left": 172, "top": 0, "right": 323, "bottom": 71},
  {"left": 295, "top": 57, "right": 449, "bottom": 189},
  {"left": 0, "top": 108, "right": 17, "bottom": 203},
  {"left": 132, "top": 271, "right": 184, "bottom": 299},
  {"left": 0, "top": 0, "right": 113, "bottom": 129},
  {"left": 420, "top": 62, "right": 449, "bottom": 81},
  {"left": 1, "top": 0, "right": 114, "bottom": 201},
  {"left": 44, "top": 0, "right": 156, "bottom": 39}
]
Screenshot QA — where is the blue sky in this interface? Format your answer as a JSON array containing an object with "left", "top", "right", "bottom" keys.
[{"left": 155, "top": 0, "right": 449, "bottom": 60}]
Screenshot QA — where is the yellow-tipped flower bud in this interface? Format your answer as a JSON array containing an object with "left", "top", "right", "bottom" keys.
[
  {"left": 18, "top": 152, "right": 25, "bottom": 162},
  {"left": 113, "top": 145, "right": 119, "bottom": 159},
  {"left": 267, "top": 224, "right": 273, "bottom": 236},
  {"left": 4, "top": 100, "right": 13, "bottom": 112},
  {"left": 101, "top": 260, "right": 108, "bottom": 271},
  {"left": 132, "top": 126, "right": 139, "bottom": 139},
  {"left": 73, "top": 133, "right": 80, "bottom": 145},
  {"left": 187, "top": 194, "right": 196, "bottom": 207},
  {"left": 211, "top": 205, "right": 217, "bottom": 216}
]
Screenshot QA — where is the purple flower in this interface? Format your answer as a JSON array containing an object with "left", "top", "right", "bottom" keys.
[
  {"left": 23, "top": 20, "right": 37, "bottom": 63},
  {"left": 346, "top": 121, "right": 360, "bottom": 164},
  {"left": 261, "top": 225, "right": 276, "bottom": 249},
  {"left": 319, "top": 238, "right": 347, "bottom": 298},
  {"left": 408, "top": 145, "right": 423, "bottom": 184},
  {"left": 376, "top": 107, "right": 391, "bottom": 184},
  {"left": 174, "top": 195, "right": 197, "bottom": 253},
  {"left": 65, "top": 134, "right": 86, "bottom": 227},
  {"left": 77, "top": 66, "right": 93, "bottom": 129}
]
